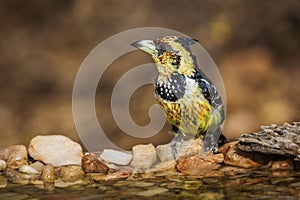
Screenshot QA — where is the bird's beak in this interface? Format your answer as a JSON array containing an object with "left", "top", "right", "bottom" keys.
[{"left": 131, "top": 40, "right": 156, "bottom": 55}]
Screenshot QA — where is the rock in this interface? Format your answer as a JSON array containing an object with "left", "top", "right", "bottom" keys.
[
  {"left": 236, "top": 122, "right": 300, "bottom": 160},
  {"left": 5, "top": 168, "right": 39, "bottom": 185},
  {"left": 100, "top": 149, "right": 132, "bottom": 165},
  {"left": 224, "top": 142, "right": 261, "bottom": 168},
  {"left": 0, "top": 160, "right": 7, "bottom": 172},
  {"left": 28, "top": 135, "right": 83, "bottom": 167},
  {"left": 0, "top": 145, "right": 28, "bottom": 169},
  {"left": 54, "top": 165, "right": 84, "bottom": 182},
  {"left": 270, "top": 159, "right": 294, "bottom": 171},
  {"left": 19, "top": 165, "right": 39, "bottom": 174},
  {"left": 29, "top": 161, "right": 45, "bottom": 173},
  {"left": 41, "top": 164, "right": 55, "bottom": 183},
  {"left": 131, "top": 144, "right": 157, "bottom": 173},
  {"left": 176, "top": 154, "right": 222, "bottom": 175},
  {"left": 146, "top": 159, "right": 176, "bottom": 173},
  {"left": 156, "top": 138, "right": 203, "bottom": 161},
  {"left": 82, "top": 153, "right": 109, "bottom": 173}
]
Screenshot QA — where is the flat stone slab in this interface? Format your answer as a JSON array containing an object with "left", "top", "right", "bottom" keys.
[{"left": 236, "top": 122, "right": 300, "bottom": 160}]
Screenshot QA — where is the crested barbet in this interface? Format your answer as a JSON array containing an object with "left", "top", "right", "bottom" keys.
[{"left": 132, "top": 36, "right": 227, "bottom": 158}]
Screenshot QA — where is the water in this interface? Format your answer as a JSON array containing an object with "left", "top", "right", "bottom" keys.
[{"left": 1, "top": 169, "right": 300, "bottom": 200}]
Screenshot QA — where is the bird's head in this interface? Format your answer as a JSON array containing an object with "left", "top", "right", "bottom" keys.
[{"left": 132, "top": 36, "right": 198, "bottom": 78}]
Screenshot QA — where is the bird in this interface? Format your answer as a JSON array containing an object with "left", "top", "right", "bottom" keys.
[{"left": 132, "top": 36, "right": 227, "bottom": 158}]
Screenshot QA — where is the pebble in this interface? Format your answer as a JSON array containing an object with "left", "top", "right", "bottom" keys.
[
  {"left": 28, "top": 135, "right": 83, "bottom": 167},
  {"left": 82, "top": 153, "right": 109, "bottom": 173},
  {"left": 131, "top": 144, "right": 157, "bottom": 173},
  {"left": 41, "top": 164, "right": 55, "bottom": 183},
  {"left": 270, "top": 159, "right": 294, "bottom": 171},
  {"left": 90, "top": 170, "right": 131, "bottom": 181},
  {"left": 0, "top": 145, "right": 28, "bottom": 169},
  {"left": 0, "top": 160, "right": 7, "bottom": 172},
  {"left": 29, "top": 161, "right": 45, "bottom": 173},
  {"left": 100, "top": 149, "right": 132, "bottom": 165},
  {"left": 19, "top": 165, "right": 39, "bottom": 174},
  {"left": 224, "top": 142, "right": 261, "bottom": 168},
  {"left": 55, "top": 165, "right": 84, "bottom": 182},
  {"left": 176, "top": 154, "right": 221, "bottom": 175}
]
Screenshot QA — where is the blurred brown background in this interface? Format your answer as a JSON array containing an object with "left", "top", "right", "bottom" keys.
[{"left": 0, "top": 0, "right": 299, "bottom": 150}]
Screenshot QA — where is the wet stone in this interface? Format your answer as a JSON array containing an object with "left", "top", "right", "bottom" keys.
[
  {"left": 82, "top": 153, "right": 109, "bottom": 173},
  {"left": 224, "top": 142, "right": 261, "bottom": 168},
  {"left": 0, "top": 145, "right": 28, "bottom": 169},
  {"left": 28, "top": 135, "right": 83, "bottom": 167},
  {"left": 55, "top": 165, "right": 84, "bottom": 182},
  {"left": 100, "top": 149, "right": 132, "bottom": 165},
  {"left": 176, "top": 154, "right": 221, "bottom": 175},
  {"left": 270, "top": 159, "right": 294, "bottom": 171}
]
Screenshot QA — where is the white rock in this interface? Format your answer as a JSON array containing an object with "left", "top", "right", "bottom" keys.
[
  {"left": 131, "top": 143, "right": 157, "bottom": 173},
  {"left": 19, "top": 165, "right": 39, "bottom": 174},
  {"left": 100, "top": 149, "right": 132, "bottom": 165},
  {"left": 28, "top": 135, "right": 83, "bottom": 167},
  {"left": 0, "top": 160, "right": 7, "bottom": 171},
  {"left": 0, "top": 145, "right": 28, "bottom": 168}
]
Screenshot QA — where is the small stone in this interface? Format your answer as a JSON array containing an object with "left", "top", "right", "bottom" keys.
[
  {"left": 156, "top": 143, "right": 173, "bottom": 162},
  {"left": 5, "top": 168, "right": 38, "bottom": 185},
  {"left": 28, "top": 135, "right": 83, "bottom": 167},
  {"left": 270, "top": 159, "right": 294, "bottom": 171},
  {"left": 100, "top": 149, "right": 132, "bottom": 165},
  {"left": 0, "top": 160, "right": 7, "bottom": 172},
  {"left": 82, "top": 153, "right": 109, "bottom": 173},
  {"left": 176, "top": 154, "right": 221, "bottom": 175},
  {"left": 0, "top": 145, "right": 28, "bottom": 169},
  {"left": 29, "top": 161, "right": 45, "bottom": 173},
  {"left": 55, "top": 165, "right": 84, "bottom": 182},
  {"left": 41, "top": 164, "right": 55, "bottom": 183},
  {"left": 224, "top": 142, "right": 261, "bottom": 168},
  {"left": 131, "top": 143, "right": 157, "bottom": 173},
  {"left": 146, "top": 159, "right": 176, "bottom": 173},
  {"left": 19, "top": 165, "right": 39, "bottom": 174}
]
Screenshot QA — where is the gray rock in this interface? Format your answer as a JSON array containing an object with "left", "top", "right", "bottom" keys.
[
  {"left": 28, "top": 135, "right": 83, "bottom": 167},
  {"left": 236, "top": 122, "right": 300, "bottom": 160},
  {"left": 0, "top": 145, "right": 28, "bottom": 169}
]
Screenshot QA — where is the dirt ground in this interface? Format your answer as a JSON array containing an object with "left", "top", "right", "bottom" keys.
[{"left": 0, "top": 0, "right": 299, "bottom": 150}]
